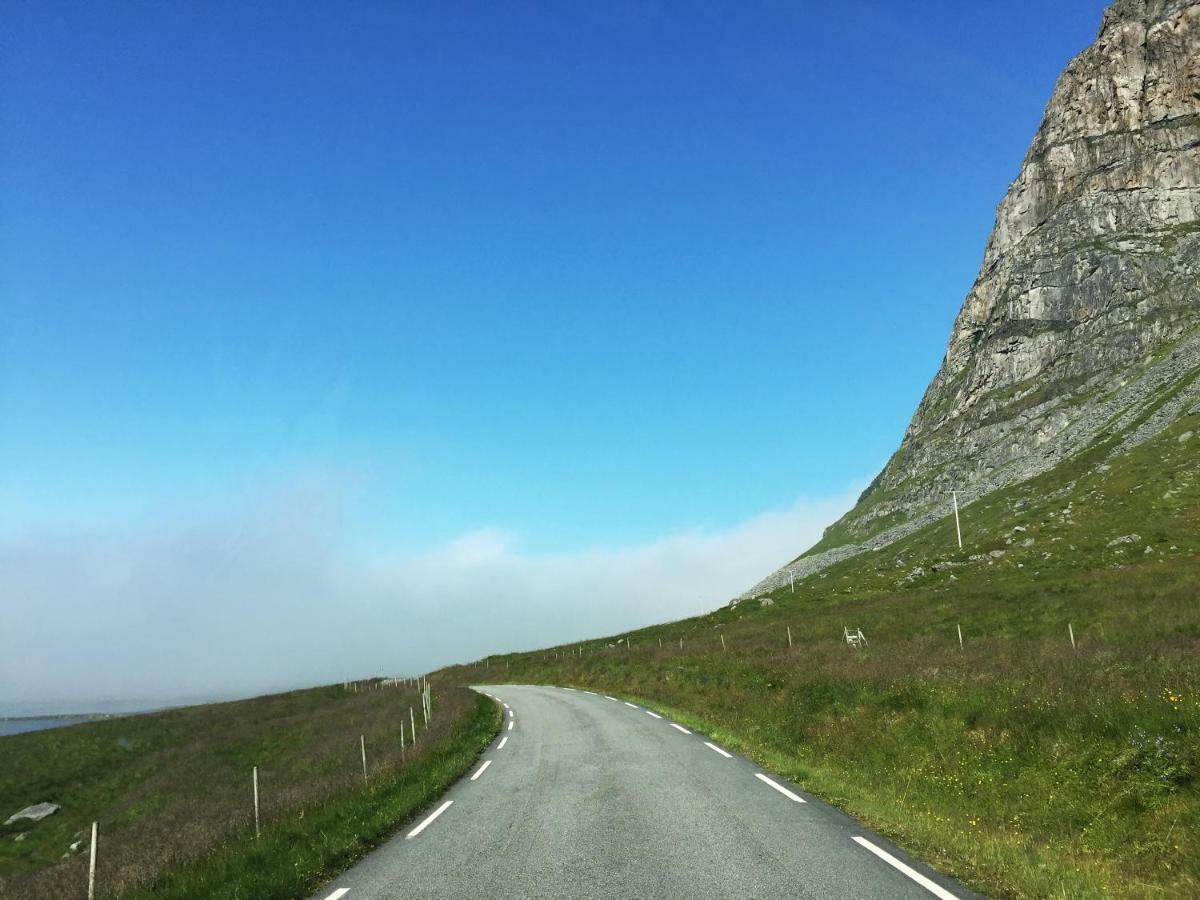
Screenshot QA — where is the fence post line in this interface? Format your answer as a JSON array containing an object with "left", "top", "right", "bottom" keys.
[
  {"left": 401, "top": 719, "right": 406, "bottom": 756},
  {"left": 361, "top": 735, "right": 368, "bottom": 786},
  {"left": 87, "top": 821, "right": 97, "bottom": 900},
  {"left": 252, "top": 766, "right": 260, "bottom": 837},
  {"left": 410, "top": 706, "right": 416, "bottom": 742},
  {"left": 1069, "top": 623, "right": 1076, "bottom": 650},
  {"left": 721, "top": 634, "right": 726, "bottom": 651},
  {"left": 787, "top": 626, "right": 793, "bottom": 648},
  {"left": 957, "top": 624, "right": 964, "bottom": 651}
]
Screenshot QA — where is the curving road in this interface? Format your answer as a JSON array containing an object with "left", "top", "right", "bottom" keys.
[{"left": 312, "top": 684, "right": 978, "bottom": 899}]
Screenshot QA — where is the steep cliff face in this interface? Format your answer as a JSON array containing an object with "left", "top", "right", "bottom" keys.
[{"left": 740, "top": 0, "right": 1200, "bottom": 599}]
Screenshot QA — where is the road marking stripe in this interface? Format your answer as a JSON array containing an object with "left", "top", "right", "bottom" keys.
[
  {"left": 563, "top": 687, "right": 576, "bottom": 691},
  {"left": 581, "top": 690, "right": 596, "bottom": 695},
  {"left": 605, "top": 696, "right": 618, "bottom": 701},
  {"left": 645, "top": 710, "right": 663, "bottom": 719},
  {"left": 755, "top": 773, "right": 806, "bottom": 803},
  {"left": 507, "top": 720, "right": 514, "bottom": 731},
  {"left": 470, "top": 760, "right": 492, "bottom": 781},
  {"left": 406, "top": 800, "right": 453, "bottom": 839},
  {"left": 704, "top": 741, "right": 733, "bottom": 758},
  {"left": 508, "top": 709, "right": 514, "bottom": 718},
  {"left": 498, "top": 736, "right": 508, "bottom": 749},
  {"left": 624, "top": 702, "right": 639, "bottom": 708},
  {"left": 670, "top": 723, "right": 691, "bottom": 734},
  {"left": 503, "top": 703, "right": 511, "bottom": 709},
  {"left": 852, "top": 836, "right": 961, "bottom": 900},
  {"left": 323, "top": 890, "right": 350, "bottom": 900}
]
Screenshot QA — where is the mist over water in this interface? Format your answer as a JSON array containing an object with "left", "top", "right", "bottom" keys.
[{"left": 0, "top": 478, "right": 861, "bottom": 717}]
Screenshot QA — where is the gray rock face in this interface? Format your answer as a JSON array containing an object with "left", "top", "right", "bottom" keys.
[
  {"left": 4, "top": 802, "right": 60, "bottom": 825},
  {"left": 739, "top": 0, "right": 1200, "bottom": 600}
]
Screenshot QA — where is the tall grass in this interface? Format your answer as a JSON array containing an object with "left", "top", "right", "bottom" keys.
[{"left": 0, "top": 681, "right": 497, "bottom": 899}]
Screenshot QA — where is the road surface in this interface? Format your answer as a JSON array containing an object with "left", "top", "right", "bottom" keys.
[{"left": 313, "top": 684, "right": 978, "bottom": 899}]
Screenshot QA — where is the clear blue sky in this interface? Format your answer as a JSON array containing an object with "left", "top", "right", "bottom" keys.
[{"left": 2, "top": 0, "right": 1107, "bottom": 556}]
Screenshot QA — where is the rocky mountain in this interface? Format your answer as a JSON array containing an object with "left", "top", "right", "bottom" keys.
[{"left": 740, "top": 0, "right": 1200, "bottom": 599}]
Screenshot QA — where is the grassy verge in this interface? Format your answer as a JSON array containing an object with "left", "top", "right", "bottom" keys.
[
  {"left": 0, "top": 682, "right": 499, "bottom": 899},
  {"left": 121, "top": 690, "right": 498, "bottom": 899},
  {"left": 452, "top": 410, "right": 1200, "bottom": 898}
]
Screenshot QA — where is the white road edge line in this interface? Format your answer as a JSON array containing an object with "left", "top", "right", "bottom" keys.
[
  {"left": 852, "top": 836, "right": 961, "bottom": 900},
  {"left": 645, "top": 710, "right": 663, "bottom": 719},
  {"left": 670, "top": 723, "right": 691, "bottom": 734},
  {"left": 624, "top": 702, "right": 639, "bottom": 708},
  {"left": 508, "top": 710, "right": 514, "bottom": 718},
  {"left": 703, "top": 741, "right": 733, "bottom": 758},
  {"left": 754, "top": 773, "right": 806, "bottom": 803},
  {"left": 507, "top": 720, "right": 514, "bottom": 731},
  {"left": 563, "top": 687, "right": 576, "bottom": 691},
  {"left": 581, "top": 690, "right": 596, "bottom": 695},
  {"left": 470, "top": 760, "right": 492, "bottom": 781},
  {"left": 323, "top": 889, "right": 350, "bottom": 900},
  {"left": 498, "top": 736, "right": 508, "bottom": 749},
  {"left": 406, "top": 800, "right": 453, "bottom": 839},
  {"left": 605, "top": 696, "right": 619, "bottom": 701},
  {"left": 503, "top": 703, "right": 511, "bottom": 709}
]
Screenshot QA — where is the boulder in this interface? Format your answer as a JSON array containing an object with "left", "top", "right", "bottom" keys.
[{"left": 5, "top": 802, "right": 60, "bottom": 825}]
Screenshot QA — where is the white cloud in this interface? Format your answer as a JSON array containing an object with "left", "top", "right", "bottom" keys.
[{"left": 0, "top": 480, "right": 861, "bottom": 715}]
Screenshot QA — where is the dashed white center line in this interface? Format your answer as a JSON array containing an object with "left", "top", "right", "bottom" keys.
[
  {"left": 703, "top": 741, "right": 733, "bottom": 758},
  {"left": 670, "top": 723, "right": 691, "bottom": 734},
  {"left": 498, "top": 736, "right": 508, "bottom": 750},
  {"left": 507, "top": 720, "right": 514, "bottom": 731},
  {"left": 323, "top": 889, "right": 350, "bottom": 900},
  {"left": 755, "top": 773, "right": 806, "bottom": 803},
  {"left": 852, "top": 836, "right": 961, "bottom": 900},
  {"left": 406, "top": 800, "right": 453, "bottom": 839},
  {"left": 624, "top": 702, "right": 639, "bottom": 708},
  {"left": 645, "top": 710, "right": 663, "bottom": 719},
  {"left": 470, "top": 760, "right": 492, "bottom": 781}
]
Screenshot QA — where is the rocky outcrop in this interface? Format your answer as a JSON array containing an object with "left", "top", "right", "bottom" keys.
[{"left": 739, "top": 0, "right": 1200, "bottom": 600}]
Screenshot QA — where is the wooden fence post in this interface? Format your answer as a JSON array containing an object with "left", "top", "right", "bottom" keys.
[{"left": 87, "top": 822, "right": 97, "bottom": 900}]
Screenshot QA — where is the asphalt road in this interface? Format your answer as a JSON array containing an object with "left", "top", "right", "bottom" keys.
[{"left": 313, "top": 684, "right": 979, "bottom": 899}]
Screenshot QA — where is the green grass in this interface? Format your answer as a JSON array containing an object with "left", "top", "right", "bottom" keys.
[
  {"left": 450, "top": 406, "right": 1200, "bottom": 898},
  {"left": 0, "top": 682, "right": 499, "bottom": 899}
]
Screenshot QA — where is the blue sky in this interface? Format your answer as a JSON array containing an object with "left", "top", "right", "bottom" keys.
[{"left": 0, "top": 1, "right": 1109, "bottom": 709}]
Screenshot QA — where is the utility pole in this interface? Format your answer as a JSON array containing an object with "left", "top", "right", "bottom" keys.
[{"left": 947, "top": 490, "right": 963, "bottom": 549}]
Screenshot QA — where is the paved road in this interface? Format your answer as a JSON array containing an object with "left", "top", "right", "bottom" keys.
[{"left": 313, "top": 685, "right": 978, "bottom": 899}]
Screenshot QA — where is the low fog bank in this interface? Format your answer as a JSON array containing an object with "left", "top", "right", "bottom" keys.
[{"left": 0, "top": 480, "right": 859, "bottom": 716}]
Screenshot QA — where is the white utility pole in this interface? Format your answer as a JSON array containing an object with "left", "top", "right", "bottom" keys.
[{"left": 947, "top": 490, "right": 963, "bottom": 549}]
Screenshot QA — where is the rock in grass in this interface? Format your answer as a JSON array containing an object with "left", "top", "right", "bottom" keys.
[
  {"left": 1107, "top": 534, "right": 1141, "bottom": 547},
  {"left": 5, "top": 803, "right": 59, "bottom": 825}
]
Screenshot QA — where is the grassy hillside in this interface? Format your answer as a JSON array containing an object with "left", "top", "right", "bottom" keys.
[
  {"left": 0, "top": 680, "right": 498, "bottom": 899},
  {"left": 454, "top": 405, "right": 1200, "bottom": 898}
]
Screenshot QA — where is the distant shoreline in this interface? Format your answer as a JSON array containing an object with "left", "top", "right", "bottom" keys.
[{"left": 0, "top": 712, "right": 120, "bottom": 723}]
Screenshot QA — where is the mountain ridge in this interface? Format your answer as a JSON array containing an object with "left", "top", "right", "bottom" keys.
[{"left": 739, "top": 0, "right": 1200, "bottom": 600}]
